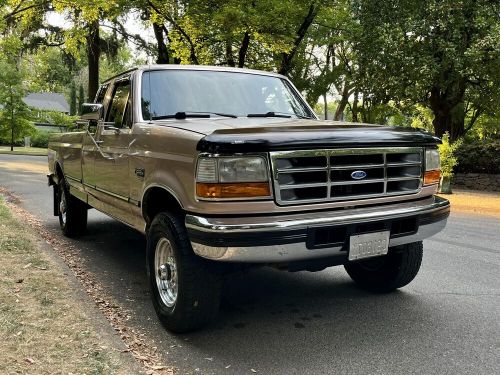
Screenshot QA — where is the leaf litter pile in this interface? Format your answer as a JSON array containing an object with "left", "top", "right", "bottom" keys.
[{"left": 0, "top": 187, "right": 174, "bottom": 375}]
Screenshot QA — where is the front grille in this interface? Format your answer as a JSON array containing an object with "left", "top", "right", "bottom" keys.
[{"left": 270, "top": 147, "right": 423, "bottom": 205}]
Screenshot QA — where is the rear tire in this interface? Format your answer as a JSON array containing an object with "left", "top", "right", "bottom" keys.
[
  {"left": 58, "top": 178, "right": 88, "bottom": 237},
  {"left": 146, "top": 212, "right": 222, "bottom": 333},
  {"left": 344, "top": 241, "right": 423, "bottom": 293}
]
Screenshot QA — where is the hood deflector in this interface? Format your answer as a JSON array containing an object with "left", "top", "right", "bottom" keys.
[{"left": 196, "top": 125, "right": 440, "bottom": 153}]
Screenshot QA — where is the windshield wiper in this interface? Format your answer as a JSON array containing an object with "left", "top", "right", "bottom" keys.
[
  {"left": 152, "top": 111, "right": 237, "bottom": 120},
  {"left": 247, "top": 111, "right": 315, "bottom": 119},
  {"left": 247, "top": 111, "right": 292, "bottom": 118}
]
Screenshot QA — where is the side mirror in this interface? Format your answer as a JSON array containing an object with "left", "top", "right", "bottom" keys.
[{"left": 80, "top": 103, "right": 104, "bottom": 121}]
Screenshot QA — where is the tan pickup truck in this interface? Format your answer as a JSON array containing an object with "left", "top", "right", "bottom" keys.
[{"left": 48, "top": 65, "right": 450, "bottom": 332}]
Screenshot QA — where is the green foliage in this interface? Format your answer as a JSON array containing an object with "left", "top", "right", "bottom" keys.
[
  {"left": 25, "top": 48, "right": 76, "bottom": 93},
  {"left": 409, "top": 105, "right": 434, "bottom": 133},
  {"left": 467, "top": 112, "right": 500, "bottom": 141},
  {"left": 0, "top": 51, "right": 34, "bottom": 147},
  {"left": 1, "top": 0, "right": 498, "bottom": 150},
  {"left": 100, "top": 44, "right": 144, "bottom": 81},
  {"left": 148, "top": 0, "right": 326, "bottom": 70},
  {"left": 34, "top": 111, "right": 77, "bottom": 129},
  {"left": 30, "top": 130, "right": 50, "bottom": 148},
  {"left": 356, "top": 0, "right": 500, "bottom": 140},
  {"left": 455, "top": 138, "right": 500, "bottom": 174},
  {"left": 438, "top": 133, "right": 462, "bottom": 178}
]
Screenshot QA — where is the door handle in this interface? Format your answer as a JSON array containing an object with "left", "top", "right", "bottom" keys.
[{"left": 95, "top": 140, "right": 104, "bottom": 145}]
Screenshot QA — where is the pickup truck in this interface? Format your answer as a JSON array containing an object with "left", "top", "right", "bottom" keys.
[{"left": 48, "top": 65, "right": 450, "bottom": 332}]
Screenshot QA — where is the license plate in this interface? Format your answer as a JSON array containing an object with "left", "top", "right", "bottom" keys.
[{"left": 349, "top": 231, "right": 390, "bottom": 261}]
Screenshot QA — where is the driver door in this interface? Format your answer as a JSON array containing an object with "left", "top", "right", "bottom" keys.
[{"left": 92, "top": 78, "right": 133, "bottom": 218}]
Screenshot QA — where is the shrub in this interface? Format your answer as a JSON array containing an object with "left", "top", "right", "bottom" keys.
[
  {"left": 455, "top": 138, "right": 500, "bottom": 174},
  {"left": 30, "top": 130, "right": 50, "bottom": 148},
  {"left": 438, "top": 133, "right": 462, "bottom": 178}
]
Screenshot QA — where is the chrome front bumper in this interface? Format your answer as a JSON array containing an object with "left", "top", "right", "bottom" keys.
[{"left": 185, "top": 196, "right": 450, "bottom": 263}]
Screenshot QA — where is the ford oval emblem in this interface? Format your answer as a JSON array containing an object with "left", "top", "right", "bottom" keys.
[{"left": 351, "top": 170, "right": 367, "bottom": 180}]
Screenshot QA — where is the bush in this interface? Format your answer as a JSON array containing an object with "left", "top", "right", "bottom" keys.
[
  {"left": 438, "top": 133, "right": 462, "bottom": 178},
  {"left": 455, "top": 138, "right": 500, "bottom": 174},
  {"left": 30, "top": 130, "right": 50, "bottom": 148}
]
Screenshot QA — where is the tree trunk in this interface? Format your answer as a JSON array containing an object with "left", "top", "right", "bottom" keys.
[
  {"left": 153, "top": 22, "right": 169, "bottom": 64},
  {"left": 238, "top": 32, "right": 250, "bottom": 68},
  {"left": 429, "top": 86, "right": 465, "bottom": 142},
  {"left": 323, "top": 94, "right": 328, "bottom": 120},
  {"left": 352, "top": 91, "right": 359, "bottom": 122},
  {"left": 78, "top": 84, "right": 85, "bottom": 115},
  {"left": 86, "top": 20, "right": 100, "bottom": 102},
  {"left": 226, "top": 40, "right": 235, "bottom": 67},
  {"left": 334, "top": 85, "right": 350, "bottom": 121}
]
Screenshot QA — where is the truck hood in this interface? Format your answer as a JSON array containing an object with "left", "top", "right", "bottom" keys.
[{"left": 160, "top": 117, "right": 440, "bottom": 153}]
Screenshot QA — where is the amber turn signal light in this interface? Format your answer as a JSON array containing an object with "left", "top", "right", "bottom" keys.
[
  {"left": 424, "top": 170, "right": 441, "bottom": 185},
  {"left": 196, "top": 182, "right": 271, "bottom": 199}
]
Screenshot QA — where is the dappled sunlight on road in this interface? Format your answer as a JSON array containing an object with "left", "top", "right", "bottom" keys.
[{"left": 0, "top": 161, "right": 48, "bottom": 174}]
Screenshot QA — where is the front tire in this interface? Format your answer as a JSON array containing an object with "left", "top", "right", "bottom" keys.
[
  {"left": 58, "top": 179, "right": 88, "bottom": 237},
  {"left": 146, "top": 212, "right": 222, "bottom": 333},
  {"left": 344, "top": 241, "right": 423, "bottom": 293}
]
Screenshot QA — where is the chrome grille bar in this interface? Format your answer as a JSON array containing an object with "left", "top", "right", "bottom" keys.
[{"left": 270, "top": 147, "right": 423, "bottom": 206}]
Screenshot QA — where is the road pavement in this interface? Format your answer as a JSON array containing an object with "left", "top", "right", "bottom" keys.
[{"left": 1, "top": 153, "right": 499, "bottom": 375}]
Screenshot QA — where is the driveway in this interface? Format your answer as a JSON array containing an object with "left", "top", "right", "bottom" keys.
[{"left": 1, "top": 153, "right": 499, "bottom": 374}]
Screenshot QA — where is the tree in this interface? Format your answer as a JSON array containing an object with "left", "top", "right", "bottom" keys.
[
  {"left": 78, "top": 84, "right": 85, "bottom": 114},
  {"left": 0, "top": 60, "right": 34, "bottom": 150},
  {"left": 69, "top": 81, "right": 77, "bottom": 116},
  {"left": 50, "top": 0, "right": 134, "bottom": 100},
  {"left": 143, "top": 0, "right": 326, "bottom": 72},
  {"left": 355, "top": 0, "right": 500, "bottom": 141}
]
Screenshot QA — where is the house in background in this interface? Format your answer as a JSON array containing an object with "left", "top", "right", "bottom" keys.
[
  {"left": 23, "top": 92, "right": 70, "bottom": 114},
  {"left": 23, "top": 92, "right": 70, "bottom": 133}
]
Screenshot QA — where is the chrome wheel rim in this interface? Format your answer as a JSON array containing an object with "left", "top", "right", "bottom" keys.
[
  {"left": 59, "top": 188, "right": 67, "bottom": 225},
  {"left": 154, "top": 237, "right": 178, "bottom": 307}
]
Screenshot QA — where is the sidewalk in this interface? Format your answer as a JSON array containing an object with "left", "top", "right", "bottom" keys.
[
  {"left": 439, "top": 189, "right": 500, "bottom": 217},
  {"left": 0, "top": 146, "right": 47, "bottom": 156}
]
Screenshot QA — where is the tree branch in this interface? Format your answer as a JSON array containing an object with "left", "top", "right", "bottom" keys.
[
  {"left": 3, "top": 1, "right": 50, "bottom": 21},
  {"left": 146, "top": 0, "right": 199, "bottom": 64},
  {"left": 464, "top": 107, "right": 483, "bottom": 135},
  {"left": 278, "top": 3, "right": 319, "bottom": 75}
]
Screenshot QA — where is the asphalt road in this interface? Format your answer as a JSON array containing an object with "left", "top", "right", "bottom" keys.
[{"left": 1, "top": 153, "right": 499, "bottom": 375}]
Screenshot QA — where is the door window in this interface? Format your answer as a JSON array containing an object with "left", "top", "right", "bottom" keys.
[{"left": 107, "top": 80, "right": 132, "bottom": 128}]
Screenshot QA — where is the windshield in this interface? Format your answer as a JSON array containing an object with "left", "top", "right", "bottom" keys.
[{"left": 141, "top": 70, "right": 315, "bottom": 120}]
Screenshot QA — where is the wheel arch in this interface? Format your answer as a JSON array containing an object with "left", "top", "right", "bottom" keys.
[
  {"left": 54, "top": 161, "right": 64, "bottom": 182},
  {"left": 142, "top": 185, "right": 184, "bottom": 227}
]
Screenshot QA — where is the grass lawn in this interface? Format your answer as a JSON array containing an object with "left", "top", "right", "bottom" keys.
[
  {"left": 0, "top": 146, "right": 48, "bottom": 156},
  {"left": 0, "top": 197, "right": 133, "bottom": 374}
]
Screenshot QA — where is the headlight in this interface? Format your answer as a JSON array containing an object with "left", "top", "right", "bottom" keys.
[
  {"left": 424, "top": 149, "right": 441, "bottom": 185},
  {"left": 196, "top": 156, "right": 271, "bottom": 199}
]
